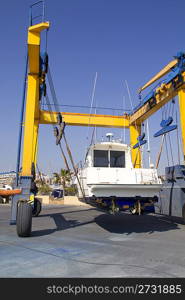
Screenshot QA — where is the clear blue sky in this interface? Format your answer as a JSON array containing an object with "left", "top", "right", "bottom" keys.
[{"left": 0, "top": 0, "right": 184, "bottom": 175}]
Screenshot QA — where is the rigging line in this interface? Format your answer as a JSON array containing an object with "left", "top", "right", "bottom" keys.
[
  {"left": 90, "top": 102, "right": 98, "bottom": 145},
  {"left": 125, "top": 80, "right": 134, "bottom": 112},
  {"left": 45, "top": 94, "right": 72, "bottom": 179},
  {"left": 45, "top": 94, "right": 56, "bottom": 126},
  {"left": 46, "top": 65, "right": 80, "bottom": 185},
  {"left": 146, "top": 119, "right": 151, "bottom": 167},
  {"left": 47, "top": 66, "right": 60, "bottom": 112},
  {"left": 58, "top": 143, "right": 72, "bottom": 179},
  {"left": 90, "top": 127, "right": 96, "bottom": 147},
  {"left": 168, "top": 99, "right": 172, "bottom": 118},
  {"left": 162, "top": 102, "right": 166, "bottom": 120},
  {"left": 45, "top": 28, "right": 49, "bottom": 52},
  {"left": 171, "top": 98, "right": 176, "bottom": 118},
  {"left": 155, "top": 135, "right": 165, "bottom": 169},
  {"left": 94, "top": 95, "right": 98, "bottom": 143},
  {"left": 140, "top": 123, "right": 143, "bottom": 168},
  {"left": 164, "top": 134, "right": 170, "bottom": 167},
  {"left": 133, "top": 148, "right": 141, "bottom": 168},
  {"left": 42, "top": 103, "right": 131, "bottom": 112},
  {"left": 176, "top": 110, "right": 181, "bottom": 165},
  {"left": 168, "top": 133, "right": 174, "bottom": 166},
  {"left": 165, "top": 102, "right": 169, "bottom": 120},
  {"left": 161, "top": 106, "right": 165, "bottom": 120},
  {"left": 86, "top": 72, "right": 98, "bottom": 142},
  {"left": 63, "top": 133, "right": 85, "bottom": 199},
  {"left": 46, "top": 69, "right": 82, "bottom": 192},
  {"left": 125, "top": 79, "right": 141, "bottom": 150},
  {"left": 32, "top": 125, "right": 39, "bottom": 166}
]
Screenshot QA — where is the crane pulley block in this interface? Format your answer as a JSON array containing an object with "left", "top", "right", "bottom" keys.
[
  {"left": 40, "top": 52, "right": 49, "bottom": 74},
  {"left": 133, "top": 132, "right": 147, "bottom": 149},
  {"left": 54, "top": 114, "right": 66, "bottom": 145},
  {"left": 154, "top": 117, "right": 177, "bottom": 137}
]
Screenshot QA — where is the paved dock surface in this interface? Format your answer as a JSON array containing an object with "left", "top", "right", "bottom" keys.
[{"left": 0, "top": 204, "right": 185, "bottom": 277}]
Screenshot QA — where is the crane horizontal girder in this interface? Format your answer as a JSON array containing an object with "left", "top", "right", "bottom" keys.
[{"left": 39, "top": 110, "right": 130, "bottom": 128}]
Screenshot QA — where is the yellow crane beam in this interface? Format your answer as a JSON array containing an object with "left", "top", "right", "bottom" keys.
[
  {"left": 39, "top": 110, "right": 130, "bottom": 128},
  {"left": 138, "top": 58, "right": 178, "bottom": 93},
  {"left": 130, "top": 73, "right": 185, "bottom": 125}
]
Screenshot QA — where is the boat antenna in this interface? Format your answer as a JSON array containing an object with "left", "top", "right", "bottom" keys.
[{"left": 106, "top": 133, "right": 114, "bottom": 142}]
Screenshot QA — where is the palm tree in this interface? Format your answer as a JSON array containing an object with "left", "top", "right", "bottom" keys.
[
  {"left": 60, "top": 169, "right": 71, "bottom": 191},
  {"left": 53, "top": 172, "right": 61, "bottom": 185},
  {"left": 53, "top": 169, "right": 71, "bottom": 195}
]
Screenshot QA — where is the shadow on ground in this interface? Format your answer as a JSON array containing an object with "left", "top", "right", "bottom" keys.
[
  {"left": 32, "top": 207, "right": 181, "bottom": 237},
  {"left": 32, "top": 212, "right": 94, "bottom": 237},
  {"left": 94, "top": 213, "right": 180, "bottom": 235}
]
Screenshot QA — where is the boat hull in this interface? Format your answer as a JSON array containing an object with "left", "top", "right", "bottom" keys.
[{"left": 88, "top": 183, "right": 161, "bottom": 198}]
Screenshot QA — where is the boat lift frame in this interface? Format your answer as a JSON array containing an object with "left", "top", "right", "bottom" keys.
[{"left": 11, "top": 4, "right": 185, "bottom": 235}]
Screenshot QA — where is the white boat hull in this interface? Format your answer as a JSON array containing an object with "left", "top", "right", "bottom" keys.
[{"left": 88, "top": 183, "right": 161, "bottom": 198}]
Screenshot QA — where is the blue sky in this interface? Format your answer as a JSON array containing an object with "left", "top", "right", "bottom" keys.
[{"left": 0, "top": 0, "right": 184, "bottom": 175}]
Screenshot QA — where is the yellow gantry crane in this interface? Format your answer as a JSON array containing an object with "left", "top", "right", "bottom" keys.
[{"left": 12, "top": 2, "right": 185, "bottom": 237}]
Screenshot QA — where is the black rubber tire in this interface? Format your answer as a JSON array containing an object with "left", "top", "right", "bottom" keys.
[
  {"left": 32, "top": 198, "right": 42, "bottom": 217},
  {"left": 16, "top": 202, "right": 32, "bottom": 237}
]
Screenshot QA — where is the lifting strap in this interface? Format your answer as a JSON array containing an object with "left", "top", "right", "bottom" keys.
[
  {"left": 63, "top": 133, "right": 85, "bottom": 199},
  {"left": 45, "top": 68, "right": 86, "bottom": 199},
  {"left": 155, "top": 135, "right": 165, "bottom": 169}
]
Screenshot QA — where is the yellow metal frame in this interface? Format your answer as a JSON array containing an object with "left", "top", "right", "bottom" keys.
[
  {"left": 178, "top": 88, "right": 185, "bottom": 162},
  {"left": 129, "top": 125, "right": 141, "bottom": 168},
  {"left": 21, "top": 22, "right": 49, "bottom": 176},
  {"left": 21, "top": 21, "right": 185, "bottom": 177},
  {"left": 39, "top": 110, "right": 130, "bottom": 128}
]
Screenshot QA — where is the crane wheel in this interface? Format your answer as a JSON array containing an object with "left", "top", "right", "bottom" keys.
[
  {"left": 16, "top": 201, "right": 32, "bottom": 237},
  {"left": 32, "top": 198, "right": 42, "bottom": 217}
]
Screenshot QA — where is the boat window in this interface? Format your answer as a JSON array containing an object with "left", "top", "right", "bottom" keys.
[
  {"left": 110, "top": 151, "right": 125, "bottom": 168},
  {"left": 94, "top": 150, "right": 109, "bottom": 167}
]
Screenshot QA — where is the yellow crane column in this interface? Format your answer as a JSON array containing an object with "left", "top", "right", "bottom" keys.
[
  {"left": 178, "top": 88, "right": 185, "bottom": 162},
  {"left": 130, "top": 125, "right": 141, "bottom": 168},
  {"left": 21, "top": 22, "right": 49, "bottom": 176}
]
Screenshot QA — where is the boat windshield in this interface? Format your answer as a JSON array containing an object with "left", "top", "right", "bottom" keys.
[
  {"left": 94, "top": 150, "right": 109, "bottom": 167},
  {"left": 93, "top": 150, "right": 125, "bottom": 168},
  {"left": 110, "top": 150, "right": 125, "bottom": 168}
]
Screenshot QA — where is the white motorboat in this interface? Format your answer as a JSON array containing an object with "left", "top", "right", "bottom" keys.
[{"left": 76, "top": 134, "right": 162, "bottom": 213}]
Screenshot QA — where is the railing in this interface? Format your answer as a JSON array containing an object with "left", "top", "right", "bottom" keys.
[
  {"left": 41, "top": 103, "right": 131, "bottom": 116},
  {"left": 29, "top": 0, "right": 46, "bottom": 26}
]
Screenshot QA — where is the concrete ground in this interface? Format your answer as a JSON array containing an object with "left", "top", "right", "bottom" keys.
[{"left": 0, "top": 204, "right": 185, "bottom": 278}]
